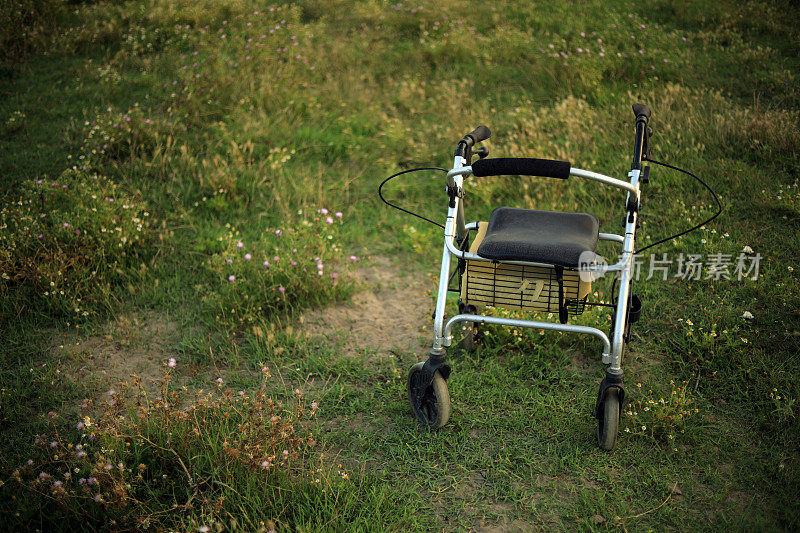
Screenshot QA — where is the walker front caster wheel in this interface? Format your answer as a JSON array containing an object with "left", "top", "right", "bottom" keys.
[
  {"left": 597, "top": 388, "right": 620, "bottom": 450},
  {"left": 407, "top": 362, "right": 451, "bottom": 429}
]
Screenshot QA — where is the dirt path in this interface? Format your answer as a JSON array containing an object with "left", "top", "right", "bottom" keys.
[
  {"left": 53, "top": 313, "right": 181, "bottom": 394},
  {"left": 301, "top": 256, "right": 434, "bottom": 358},
  {"left": 53, "top": 256, "right": 434, "bottom": 395}
]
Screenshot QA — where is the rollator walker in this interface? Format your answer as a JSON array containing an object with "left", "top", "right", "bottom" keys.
[{"left": 406, "top": 103, "right": 654, "bottom": 450}]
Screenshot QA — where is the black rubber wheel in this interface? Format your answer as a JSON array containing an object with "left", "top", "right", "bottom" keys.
[
  {"left": 597, "top": 388, "right": 620, "bottom": 450},
  {"left": 407, "top": 362, "right": 451, "bottom": 429}
]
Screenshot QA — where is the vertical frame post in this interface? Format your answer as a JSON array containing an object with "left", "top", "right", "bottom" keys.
[{"left": 432, "top": 155, "right": 467, "bottom": 350}]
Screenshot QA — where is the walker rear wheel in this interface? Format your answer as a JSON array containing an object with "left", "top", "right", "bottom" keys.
[
  {"left": 407, "top": 362, "right": 451, "bottom": 429},
  {"left": 597, "top": 388, "right": 620, "bottom": 450}
]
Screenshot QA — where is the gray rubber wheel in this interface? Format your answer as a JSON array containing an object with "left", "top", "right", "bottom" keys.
[
  {"left": 407, "top": 362, "right": 451, "bottom": 429},
  {"left": 597, "top": 388, "right": 620, "bottom": 450}
]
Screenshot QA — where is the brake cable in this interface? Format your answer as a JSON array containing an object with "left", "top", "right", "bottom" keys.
[
  {"left": 635, "top": 157, "right": 724, "bottom": 255},
  {"left": 378, "top": 159, "right": 723, "bottom": 255},
  {"left": 378, "top": 167, "right": 447, "bottom": 229}
]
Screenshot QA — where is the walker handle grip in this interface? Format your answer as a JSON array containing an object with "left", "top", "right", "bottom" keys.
[
  {"left": 632, "top": 102, "right": 651, "bottom": 124},
  {"left": 455, "top": 125, "right": 492, "bottom": 157},
  {"left": 471, "top": 157, "right": 571, "bottom": 179},
  {"left": 463, "top": 125, "right": 491, "bottom": 146}
]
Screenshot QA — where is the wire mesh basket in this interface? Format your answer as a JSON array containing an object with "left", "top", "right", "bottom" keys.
[
  {"left": 461, "top": 260, "right": 589, "bottom": 314},
  {"left": 459, "top": 222, "right": 590, "bottom": 315}
]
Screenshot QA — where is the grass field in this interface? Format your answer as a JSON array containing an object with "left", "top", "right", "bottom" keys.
[{"left": 1, "top": 0, "right": 799, "bottom": 530}]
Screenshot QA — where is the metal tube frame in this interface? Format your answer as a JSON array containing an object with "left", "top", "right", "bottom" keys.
[{"left": 432, "top": 163, "right": 641, "bottom": 371}]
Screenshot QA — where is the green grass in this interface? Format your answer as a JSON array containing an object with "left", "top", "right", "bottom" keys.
[{"left": 1, "top": 0, "right": 799, "bottom": 530}]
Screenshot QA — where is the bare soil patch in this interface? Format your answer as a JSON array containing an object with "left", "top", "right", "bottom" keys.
[
  {"left": 54, "top": 312, "right": 181, "bottom": 393},
  {"left": 301, "top": 256, "right": 434, "bottom": 358}
]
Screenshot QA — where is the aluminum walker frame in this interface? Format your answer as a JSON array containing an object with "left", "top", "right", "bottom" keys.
[{"left": 407, "top": 103, "right": 654, "bottom": 450}]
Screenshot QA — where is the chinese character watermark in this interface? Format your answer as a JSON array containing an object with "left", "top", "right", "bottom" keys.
[{"left": 578, "top": 252, "right": 761, "bottom": 281}]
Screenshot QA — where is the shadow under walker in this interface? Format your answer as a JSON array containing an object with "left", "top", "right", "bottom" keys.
[{"left": 405, "top": 103, "right": 656, "bottom": 450}]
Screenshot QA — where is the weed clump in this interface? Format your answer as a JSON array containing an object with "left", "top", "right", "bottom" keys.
[
  {"left": 2, "top": 110, "right": 26, "bottom": 134},
  {"left": 623, "top": 380, "right": 698, "bottom": 451},
  {"left": 0, "top": 1, "right": 61, "bottom": 62},
  {"left": 0, "top": 167, "right": 149, "bottom": 321},
  {"left": 767, "top": 178, "right": 800, "bottom": 214},
  {"left": 8, "top": 363, "right": 318, "bottom": 529},
  {"left": 202, "top": 208, "right": 355, "bottom": 327}
]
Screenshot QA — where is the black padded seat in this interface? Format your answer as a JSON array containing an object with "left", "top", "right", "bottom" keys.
[{"left": 476, "top": 207, "right": 599, "bottom": 268}]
